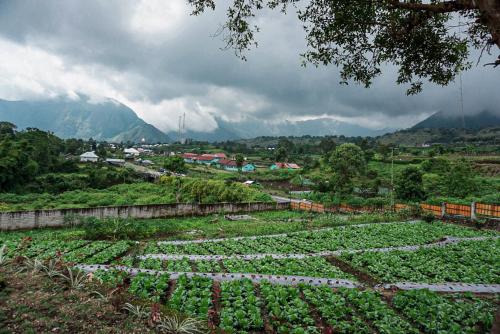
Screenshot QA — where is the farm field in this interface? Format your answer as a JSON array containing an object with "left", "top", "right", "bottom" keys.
[{"left": 1, "top": 213, "right": 499, "bottom": 333}]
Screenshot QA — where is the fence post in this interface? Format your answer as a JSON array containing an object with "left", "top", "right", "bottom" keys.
[
  {"left": 441, "top": 202, "right": 446, "bottom": 218},
  {"left": 471, "top": 202, "right": 476, "bottom": 221}
]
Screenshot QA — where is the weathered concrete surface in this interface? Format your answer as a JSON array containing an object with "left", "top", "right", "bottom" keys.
[{"left": 0, "top": 201, "right": 290, "bottom": 231}]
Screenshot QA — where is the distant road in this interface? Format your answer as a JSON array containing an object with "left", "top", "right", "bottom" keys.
[
  {"left": 271, "top": 195, "right": 311, "bottom": 204},
  {"left": 124, "top": 162, "right": 162, "bottom": 178}
]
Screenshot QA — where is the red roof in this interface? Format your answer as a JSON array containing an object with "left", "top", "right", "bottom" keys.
[
  {"left": 213, "top": 153, "right": 227, "bottom": 158},
  {"left": 182, "top": 153, "right": 198, "bottom": 158},
  {"left": 197, "top": 155, "right": 216, "bottom": 161},
  {"left": 286, "top": 163, "right": 300, "bottom": 169},
  {"left": 274, "top": 162, "right": 300, "bottom": 169},
  {"left": 218, "top": 159, "right": 237, "bottom": 166}
]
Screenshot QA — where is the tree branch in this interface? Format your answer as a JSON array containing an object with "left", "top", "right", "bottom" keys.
[{"left": 388, "top": 0, "right": 476, "bottom": 13}]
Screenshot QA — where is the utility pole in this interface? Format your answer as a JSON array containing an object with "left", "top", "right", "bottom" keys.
[
  {"left": 390, "top": 147, "right": 394, "bottom": 210},
  {"left": 182, "top": 112, "right": 186, "bottom": 145},
  {"left": 177, "top": 115, "right": 182, "bottom": 144}
]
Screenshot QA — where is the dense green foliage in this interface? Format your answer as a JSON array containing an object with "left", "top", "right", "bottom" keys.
[
  {"left": 160, "top": 176, "right": 272, "bottom": 203},
  {"left": 329, "top": 143, "right": 366, "bottom": 194},
  {"left": 442, "top": 160, "right": 477, "bottom": 198},
  {"left": 0, "top": 176, "right": 272, "bottom": 211},
  {"left": 0, "top": 123, "right": 81, "bottom": 192},
  {"left": 0, "top": 183, "right": 170, "bottom": 211},
  {"left": 395, "top": 166, "right": 425, "bottom": 201},
  {"left": 163, "top": 156, "right": 186, "bottom": 173}
]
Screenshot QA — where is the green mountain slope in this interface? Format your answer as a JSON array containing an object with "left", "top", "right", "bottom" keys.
[
  {"left": 377, "top": 127, "right": 500, "bottom": 146},
  {"left": 0, "top": 96, "right": 170, "bottom": 143},
  {"left": 412, "top": 111, "right": 500, "bottom": 130}
]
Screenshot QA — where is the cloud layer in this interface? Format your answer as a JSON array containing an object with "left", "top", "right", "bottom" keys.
[{"left": 0, "top": 0, "right": 498, "bottom": 132}]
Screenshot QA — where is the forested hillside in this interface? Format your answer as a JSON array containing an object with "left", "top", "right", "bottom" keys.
[{"left": 0, "top": 97, "right": 170, "bottom": 143}]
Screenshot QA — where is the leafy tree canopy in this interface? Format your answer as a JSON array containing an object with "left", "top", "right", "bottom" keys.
[
  {"left": 235, "top": 153, "right": 245, "bottom": 169},
  {"left": 164, "top": 156, "right": 187, "bottom": 173},
  {"left": 329, "top": 143, "right": 366, "bottom": 194},
  {"left": 395, "top": 165, "right": 426, "bottom": 201},
  {"left": 443, "top": 159, "right": 477, "bottom": 198},
  {"left": 189, "top": 0, "right": 500, "bottom": 94}
]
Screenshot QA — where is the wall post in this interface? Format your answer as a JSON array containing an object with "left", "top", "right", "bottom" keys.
[
  {"left": 441, "top": 202, "right": 446, "bottom": 218},
  {"left": 471, "top": 202, "right": 476, "bottom": 221}
]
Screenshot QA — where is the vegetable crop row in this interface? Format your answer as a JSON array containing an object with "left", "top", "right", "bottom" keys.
[
  {"left": 154, "top": 222, "right": 497, "bottom": 256},
  {"left": 219, "top": 278, "right": 264, "bottom": 332},
  {"left": 392, "top": 289, "right": 495, "bottom": 334},
  {"left": 168, "top": 274, "right": 213, "bottom": 319},
  {"left": 342, "top": 239, "right": 500, "bottom": 284}
]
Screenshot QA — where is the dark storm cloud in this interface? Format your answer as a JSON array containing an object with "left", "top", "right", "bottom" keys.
[{"left": 0, "top": 0, "right": 498, "bottom": 132}]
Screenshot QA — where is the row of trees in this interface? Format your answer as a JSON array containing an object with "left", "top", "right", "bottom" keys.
[
  {"left": 309, "top": 141, "right": 479, "bottom": 202},
  {"left": 396, "top": 160, "right": 478, "bottom": 201},
  {"left": 0, "top": 122, "right": 141, "bottom": 193}
]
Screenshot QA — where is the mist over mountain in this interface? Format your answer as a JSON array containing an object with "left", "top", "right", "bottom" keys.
[
  {"left": 167, "top": 117, "right": 395, "bottom": 142},
  {"left": 0, "top": 96, "right": 171, "bottom": 143},
  {"left": 412, "top": 110, "right": 500, "bottom": 130}
]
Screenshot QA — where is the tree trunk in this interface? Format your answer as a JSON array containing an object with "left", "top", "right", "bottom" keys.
[{"left": 474, "top": 0, "right": 500, "bottom": 49}]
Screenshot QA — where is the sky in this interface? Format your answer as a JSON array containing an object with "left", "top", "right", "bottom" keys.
[{"left": 0, "top": 0, "right": 498, "bottom": 133}]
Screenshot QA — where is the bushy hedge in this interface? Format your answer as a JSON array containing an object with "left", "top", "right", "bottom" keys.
[
  {"left": 0, "top": 177, "right": 272, "bottom": 211},
  {"left": 160, "top": 176, "right": 272, "bottom": 203},
  {"left": 303, "top": 192, "right": 390, "bottom": 207}
]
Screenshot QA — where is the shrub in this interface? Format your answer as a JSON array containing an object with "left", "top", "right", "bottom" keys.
[
  {"left": 82, "top": 217, "right": 154, "bottom": 240},
  {"left": 395, "top": 166, "right": 426, "bottom": 201}
]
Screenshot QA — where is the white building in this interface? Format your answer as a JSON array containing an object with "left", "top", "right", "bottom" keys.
[
  {"left": 124, "top": 148, "right": 140, "bottom": 156},
  {"left": 80, "top": 151, "right": 99, "bottom": 162},
  {"left": 106, "top": 158, "right": 125, "bottom": 166}
]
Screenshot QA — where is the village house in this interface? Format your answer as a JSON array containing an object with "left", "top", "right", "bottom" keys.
[
  {"left": 80, "top": 151, "right": 99, "bottom": 162},
  {"left": 242, "top": 163, "right": 256, "bottom": 172},
  {"left": 181, "top": 153, "right": 226, "bottom": 165},
  {"left": 270, "top": 162, "right": 301, "bottom": 170},
  {"left": 181, "top": 153, "right": 198, "bottom": 163},
  {"left": 196, "top": 154, "right": 220, "bottom": 165},
  {"left": 105, "top": 158, "right": 125, "bottom": 166},
  {"left": 217, "top": 159, "right": 256, "bottom": 172},
  {"left": 217, "top": 159, "right": 238, "bottom": 171},
  {"left": 124, "top": 148, "right": 140, "bottom": 158}
]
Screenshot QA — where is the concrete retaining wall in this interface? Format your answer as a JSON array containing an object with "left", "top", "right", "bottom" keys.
[{"left": 0, "top": 201, "right": 290, "bottom": 231}]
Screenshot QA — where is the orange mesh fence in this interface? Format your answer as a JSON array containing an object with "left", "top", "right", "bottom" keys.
[
  {"left": 340, "top": 204, "right": 356, "bottom": 213},
  {"left": 420, "top": 203, "right": 442, "bottom": 216},
  {"left": 445, "top": 203, "right": 471, "bottom": 217},
  {"left": 293, "top": 200, "right": 499, "bottom": 218},
  {"left": 291, "top": 201, "right": 323, "bottom": 213},
  {"left": 311, "top": 203, "right": 325, "bottom": 213},
  {"left": 476, "top": 203, "right": 500, "bottom": 218},
  {"left": 394, "top": 203, "right": 410, "bottom": 211},
  {"left": 300, "top": 202, "right": 312, "bottom": 211}
]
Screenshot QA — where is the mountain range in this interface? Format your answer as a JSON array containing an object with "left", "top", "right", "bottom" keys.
[
  {"left": 0, "top": 96, "right": 170, "bottom": 143},
  {"left": 0, "top": 96, "right": 498, "bottom": 143},
  {"left": 377, "top": 110, "right": 500, "bottom": 146},
  {"left": 411, "top": 110, "right": 500, "bottom": 130},
  {"left": 167, "top": 117, "right": 395, "bottom": 142}
]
